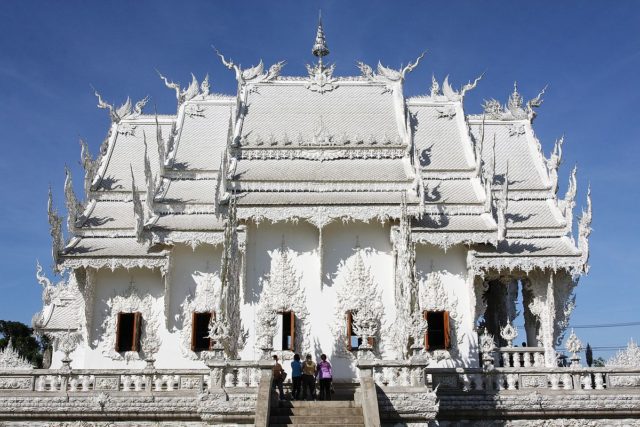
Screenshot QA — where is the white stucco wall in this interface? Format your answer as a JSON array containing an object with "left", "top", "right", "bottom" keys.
[{"left": 60, "top": 224, "right": 478, "bottom": 374}]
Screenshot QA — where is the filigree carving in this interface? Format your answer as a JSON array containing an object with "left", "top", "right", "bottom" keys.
[
  {"left": 255, "top": 243, "right": 310, "bottom": 354},
  {"left": 559, "top": 165, "right": 578, "bottom": 240},
  {"left": 130, "top": 166, "right": 144, "bottom": 243},
  {"left": 565, "top": 329, "right": 582, "bottom": 366},
  {"left": 480, "top": 82, "right": 547, "bottom": 122},
  {"left": 497, "top": 172, "right": 509, "bottom": 241},
  {"left": 48, "top": 188, "right": 64, "bottom": 270},
  {"left": 436, "top": 106, "right": 457, "bottom": 119},
  {"left": 79, "top": 139, "right": 98, "bottom": 196},
  {"left": 93, "top": 89, "right": 148, "bottom": 123},
  {"left": 546, "top": 136, "right": 564, "bottom": 195},
  {"left": 179, "top": 271, "right": 222, "bottom": 360},
  {"left": 305, "top": 62, "right": 337, "bottom": 93},
  {"left": 215, "top": 49, "right": 284, "bottom": 86},
  {"left": 234, "top": 147, "right": 406, "bottom": 161},
  {"left": 64, "top": 167, "right": 83, "bottom": 234},
  {"left": 60, "top": 256, "right": 168, "bottom": 273},
  {"left": 99, "top": 283, "right": 162, "bottom": 362},
  {"left": 143, "top": 138, "right": 159, "bottom": 225},
  {"left": 441, "top": 73, "right": 483, "bottom": 102},
  {"left": 332, "top": 246, "right": 384, "bottom": 357},
  {"left": 500, "top": 319, "right": 518, "bottom": 347},
  {"left": 157, "top": 72, "right": 203, "bottom": 106},
  {"left": 0, "top": 340, "right": 33, "bottom": 370},
  {"left": 578, "top": 186, "right": 592, "bottom": 274},
  {"left": 419, "top": 271, "right": 463, "bottom": 354},
  {"left": 607, "top": 340, "right": 640, "bottom": 387}
]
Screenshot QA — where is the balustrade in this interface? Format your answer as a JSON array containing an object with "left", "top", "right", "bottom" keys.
[
  {"left": 356, "top": 359, "right": 640, "bottom": 394},
  {"left": 498, "top": 347, "right": 546, "bottom": 368},
  {"left": 0, "top": 361, "right": 261, "bottom": 394}
]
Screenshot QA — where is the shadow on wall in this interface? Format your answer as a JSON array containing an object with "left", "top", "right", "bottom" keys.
[
  {"left": 322, "top": 221, "right": 393, "bottom": 378},
  {"left": 90, "top": 268, "right": 164, "bottom": 349},
  {"left": 168, "top": 244, "right": 223, "bottom": 332},
  {"left": 244, "top": 221, "right": 319, "bottom": 306}
]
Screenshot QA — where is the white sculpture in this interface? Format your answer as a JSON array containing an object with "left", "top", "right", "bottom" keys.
[{"left": 0, "top": 340, "right": 33, "bottom": 370}]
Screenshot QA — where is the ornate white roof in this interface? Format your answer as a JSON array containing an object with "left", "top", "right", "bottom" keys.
[{"left": 50, "top": 42, "right": 589, "bottom": 275}]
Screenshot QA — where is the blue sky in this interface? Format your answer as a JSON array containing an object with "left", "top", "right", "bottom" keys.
[{"left": 0, "top": 1, "right": 638, "bottom": 358}]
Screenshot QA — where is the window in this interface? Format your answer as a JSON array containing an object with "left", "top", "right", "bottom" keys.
[
  {"left": 275, "top": 311, "right": 295, "bottom": 351},
  {"left": 191, "top": 312, "right": 215, "bottom": 352},
  {"left": 346, "top": 310, "right": 374, "bottom": 351},
  {"left": 424, "top": 311, "right": 450, "bottom": 351},
  {"left": 115, "top": 312, "right": 142, "bottom": 352}
]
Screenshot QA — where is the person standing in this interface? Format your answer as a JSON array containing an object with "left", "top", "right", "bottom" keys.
[
  {"left": 291, "top": 353, "right": 302, "bottom": 400},
  {"left": 272, "top": 355, "right": 285, "bottom": 400},
  {"left": 301, "top": 354, "right": 316, "bottom": 400},
  {"left": 316, "top": 354, "right": 333, "bottom": 401}
]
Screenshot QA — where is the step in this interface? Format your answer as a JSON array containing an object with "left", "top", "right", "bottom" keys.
[
  {"left": 269, "top": 415, "right": 364, "bottom": 425},
  {"left": 270, "top": 424, "right": 364, "bottom": 427},
  {"left": 271, "top": 407, "right": 363, "bottom": 417},
  {"left": 277, "top": 400, "right": 358, "bottom": 408}
]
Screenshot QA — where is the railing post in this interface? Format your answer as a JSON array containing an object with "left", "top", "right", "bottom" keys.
[
  {"left": 356, "top": 360, "right": 381, "bottom": 427},
  {"left": 254, "top": 360, "right": 274, "bottom": 427}
]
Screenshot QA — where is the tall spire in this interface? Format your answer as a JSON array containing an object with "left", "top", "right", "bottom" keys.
[{"left": 312, "top": 11, "right": 329, "bottom": 67}]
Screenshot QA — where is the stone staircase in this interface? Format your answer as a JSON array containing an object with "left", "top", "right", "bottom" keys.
[{"left": 269, "top": 400, "right": 365, "bottom": 426}]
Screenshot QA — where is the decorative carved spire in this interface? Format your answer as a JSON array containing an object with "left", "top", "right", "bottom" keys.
[
  {"left": 430, "top": 74, "right": 440, "bottom": 98},
  {"left": 79, "top": 139, "right": 98, "bottom": 196},
  {"left": 546, "top": 136, "right": 564, "bottom": 195},
  {"left": 47, "top": 187, "right": 64, "bottom": 271},
  {"left": 64, "top": 166, "right": 81, "bottom": 234},
  {"left": 312, "top": 11, "right": 330, "bottom": 66},
  {"left": 92, "top": 88, "right": 147, "bottom": 123},
  {"left": 526, "top": 85, "right": 547, "bottom": 122},
  {"left": 442, "top": 72, "right": 483, "bottom": 102},
  {"left": 130, "top": 165, "right": 144, "bottom": 243},
  {"left": 142, "top": 134, "right": 156, "bottom": 223},
  {"left": 497, "top": 165, "right": 509, "bottom": 241},
  {"left": 508, "top": 81, "right": 523, "bottom": 111},
  {"left": 0, "top": 339, "right": 33, "bottom": 370},
  {"left": 563, "top": 165, "right": 578, "bottom": 239},
  {"left": 578, "top": 185, "right": 592, "bottom": 273}
]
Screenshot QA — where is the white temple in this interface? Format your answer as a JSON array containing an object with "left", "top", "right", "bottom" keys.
[{"left": 4, "top": 19, "right": 640, "bottom": 427}]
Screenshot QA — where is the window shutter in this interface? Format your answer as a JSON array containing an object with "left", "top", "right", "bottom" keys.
[
  {"left": 423, "top": 311, "right": 429, "bottom": 351},
  {"left": 191, "top": 312, "right": 197, "bottom": 352},
  {"left": 209, "top": 311, "right": 216, "bottom": 350},
  {"left": 115, "top": 312, "right": 123, "bottom": 352},
  {"left": 290, "top": 311, "right": 296, "bottom": 351},
  {"left": 132, "top": 312, "right": 142, "bottom": 352},
  {"left": 346, "top": 311, "right": 353, "bottom": 351},
  {"left": 443, "top": 311, "right": 450, "bottom": 349}
]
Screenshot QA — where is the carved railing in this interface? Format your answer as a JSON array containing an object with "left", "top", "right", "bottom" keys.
[
  {"left": 497, "top": 346, "right": 546, "bottom": 368},
  {"left": 430, "top": 367, "right": 640, "bottom": 391},
  {"left": 357, "top": 360, "right": 640, "bottom": 392},
  {"left": 0, "top": 361, "right": 262, "bottom": 393}
]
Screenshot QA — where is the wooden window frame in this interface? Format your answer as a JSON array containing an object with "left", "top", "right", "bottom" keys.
[
  {"left": 191, "top": 311, "right": 216, "bottom": 352},
  {"left": 346, "top": 310, "right": 374, "bottom": 351},
  {"left": 279, "top": 311, "right": 295, "bottom": 352},
  {"left": 424, "top": 310, "right": 450, "bottom": 351},
  {"left": 115, "top": 312, "right": 142, "bottom": 352}
]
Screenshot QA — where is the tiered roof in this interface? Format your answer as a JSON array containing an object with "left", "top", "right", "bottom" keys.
[{"left": 48, "top": 30, "right": 591, "bottom": 278}]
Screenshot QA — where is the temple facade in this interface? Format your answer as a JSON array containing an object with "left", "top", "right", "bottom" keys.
[{"left": 6, "top": 20, "right": 640, "bottom": 427}]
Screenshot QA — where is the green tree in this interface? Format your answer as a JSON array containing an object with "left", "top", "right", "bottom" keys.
[
  {"left": 0, "top": 320, "right": 50, "bottom": 368},
  {"left": 586, "top": 343, "right": 594, "bottom": 367}
]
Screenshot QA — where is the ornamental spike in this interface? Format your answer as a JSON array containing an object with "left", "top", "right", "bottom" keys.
[{"left": 312, "top": 10, "right": 330, "bottom": 63}]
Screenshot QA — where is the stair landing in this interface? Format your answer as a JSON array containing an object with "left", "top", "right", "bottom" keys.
[{"left": 269, "top": 400, "right": 365, "bottom": 427}]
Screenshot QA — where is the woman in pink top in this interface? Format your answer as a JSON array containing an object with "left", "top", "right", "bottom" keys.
[{"left": 316, "top": 354, "right": 333, "bottom": 401}]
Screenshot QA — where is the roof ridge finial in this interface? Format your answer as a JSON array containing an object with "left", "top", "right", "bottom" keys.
[{"left": 312, "top": 10, "right": 329, "bottom": 68}]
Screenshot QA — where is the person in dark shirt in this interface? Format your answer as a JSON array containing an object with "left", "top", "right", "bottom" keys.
[{"left": 290, "top": 353, "right": 302, "bottom": 400}]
